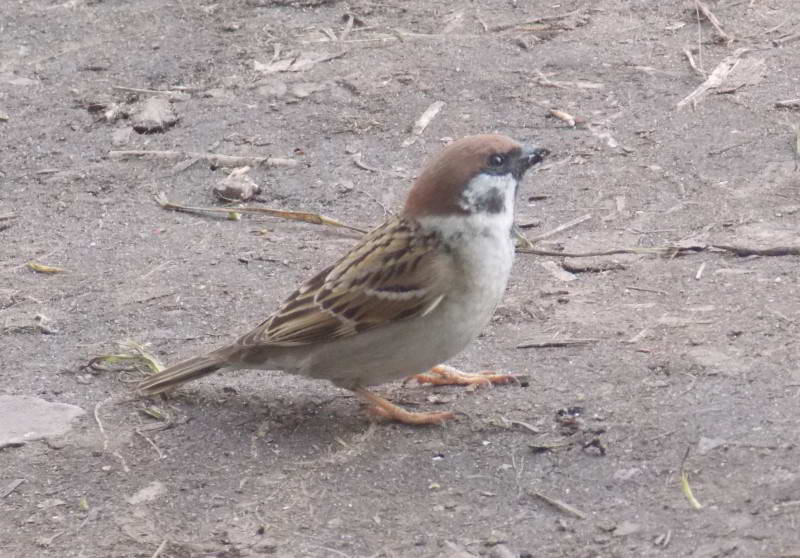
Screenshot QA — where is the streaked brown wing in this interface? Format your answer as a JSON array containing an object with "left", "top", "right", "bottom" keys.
[{"left": 236, "top": 218, "right": 451, "bottom": 347}]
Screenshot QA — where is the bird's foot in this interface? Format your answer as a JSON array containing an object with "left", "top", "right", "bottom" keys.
[
  {"left": 354, "top": 388, "right": 455, "bottom": 425},
  {"left": 410, "top": 364, "right": 517, "bottom": 388}
]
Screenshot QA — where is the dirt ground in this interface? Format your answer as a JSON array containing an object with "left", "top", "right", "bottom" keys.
[{"left": 2, "top": 0, "right": 800, "bottom": 556}]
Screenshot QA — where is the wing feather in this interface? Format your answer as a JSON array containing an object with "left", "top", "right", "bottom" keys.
[{"left": 236, "top": 218, "right": 451, "bottom": 347}]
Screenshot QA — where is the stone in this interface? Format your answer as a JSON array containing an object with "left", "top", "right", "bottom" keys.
[{"left": 0, "top": 395, "right": 85, "bottom": 447}]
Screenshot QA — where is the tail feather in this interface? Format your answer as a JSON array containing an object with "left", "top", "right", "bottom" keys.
[{"left": 138, "top": 353, "right": 225, "bottom": 395}]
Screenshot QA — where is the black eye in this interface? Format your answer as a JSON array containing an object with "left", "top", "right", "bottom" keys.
[{"left": 488, "top": 154, "right": 505, "bottom": 167}]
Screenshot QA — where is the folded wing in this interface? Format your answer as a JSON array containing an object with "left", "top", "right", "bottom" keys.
[{"left": 237, "top": 218, "right": 451, "bottom": 347}]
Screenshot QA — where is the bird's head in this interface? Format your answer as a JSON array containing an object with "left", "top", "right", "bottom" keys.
[{"left": 404, "top": 134, "right": 548, "bottom": 218}]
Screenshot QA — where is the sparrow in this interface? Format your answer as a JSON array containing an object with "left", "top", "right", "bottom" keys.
[{"left": 138, "top": 134, "right": 548, "bottom": 425}]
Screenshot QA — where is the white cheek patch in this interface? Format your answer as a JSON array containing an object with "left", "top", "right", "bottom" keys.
[{"left": 459, "top": 173, "right": 517, "bottom": 215}]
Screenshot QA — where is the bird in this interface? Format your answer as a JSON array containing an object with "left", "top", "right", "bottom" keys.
[{"left": 138, "top": 134, "right": 548, "bottom": 425}]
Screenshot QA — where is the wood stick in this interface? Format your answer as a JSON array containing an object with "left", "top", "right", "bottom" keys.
[
  {"left": 155, "top": 193, "right": 366, "bottom": 233},
  {"left": 516, "top": 338, "right": 598, "bottom": 349},
  {"left": 530, "top": 491, "right": 587, "bottom": 519},
  {"left": 109, "top": 150, "right": 298, "bottom": 168},
  {"left": 527, "top": 214, "right": 592, "bottom": 242}
]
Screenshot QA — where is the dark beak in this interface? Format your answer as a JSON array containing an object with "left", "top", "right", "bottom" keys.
[{"left": 516, "top": 145, "right": 549, "bottom": 178}]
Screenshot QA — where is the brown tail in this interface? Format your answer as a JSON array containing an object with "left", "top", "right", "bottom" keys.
[{"left": 137, "top": 353, "right": 226, "bottom": 395}]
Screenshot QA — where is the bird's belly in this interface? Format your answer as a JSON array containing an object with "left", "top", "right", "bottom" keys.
[
  {"left": 296, "top": 306, "right": 487, "bottom": 388},
  {"left": 288, "top": 235, "right": 513, "bottom": 389}
]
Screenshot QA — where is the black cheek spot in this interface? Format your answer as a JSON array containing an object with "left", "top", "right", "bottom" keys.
[{"left": 475, "top": 187, "right": 505, "bottom": 214}]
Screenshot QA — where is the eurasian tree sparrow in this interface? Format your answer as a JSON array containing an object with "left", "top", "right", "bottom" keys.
[{"left": 138, "top": 134, "right": 548, "bottom": 425}]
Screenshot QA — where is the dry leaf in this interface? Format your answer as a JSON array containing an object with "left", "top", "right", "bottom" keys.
[
  {"left": 680, "top": 471, "right": 703, "bottom": 510},
  {"left": 213, "top": 166, "right": 261, "bottom": 202},
  {"left": 27, "top": 261, "right": 66, "bottom": 274},
  {"left": 131, "top": 97, "right": 178, "bottom": 133}
]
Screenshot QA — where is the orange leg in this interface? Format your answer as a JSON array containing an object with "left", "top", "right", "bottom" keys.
[
  {"left": 353, "top": 388, "right": 455, "bottom": 426},
  {"left": 411, "top": 364, "right": 517, "bottom": 387}
]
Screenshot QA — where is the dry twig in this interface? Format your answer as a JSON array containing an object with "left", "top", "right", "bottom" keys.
[
  {"left": 519, "top": 246, "right": 659, "bottom": 257},
  {"left": 112, "top": 85, "right": 192, "bottom": 101},
  {"left": 94, "top": 395, "right": 114, "bottom": 452},
  {"left": 402, "top": 101, "right": 445, "bottom": 146},
  {"left": 773, "top": 31, "right": 800, "bottom": 46},
  {"left": 109, "top": 150, "right": 298, "bottom": 169},
  {"left": 518, "top": 242, "right": 799, "bottom": 259},
  {"left": 516, "top": 338, "right": 598, "bottom": 349},
  {"left": 677, "top": 48, "right": 753, "bottom": 109},
  {"left": 683, "top": 47, "right": 705, "bottom": 76},
  {"left": 150, "top": 539, "right": 168, "bottom": 558},
  {"left": 1, "top": 479, "right": 26, "bottom": 498},
  {"left": 530, "top": 490, "right": 587, "bottom": 519},
  {"left": 155, "top": 193, "right": 366, "bottom": 233},
  {"left": 695, "top": 0, "right": 733, "bottom": 44},
  {"left": 712, "top": 244, "right": 800, "bottom": 257},
  {"left": 532, "top": 71, "right": 603, "bottom": 91},
  {"left": 254, "top": 50, "right": 347, "bottom": 73},
  {"left": 489, "top": 8, "right": 583, "bottom": 32},
  {"left": 135, "top": 429, "right": 165, "bottom": 460},
  {"left": 527, "top": 214, "right": 592, "bottom": 242},
  {"left": 792, "top": 123, "right": 800, "bottom": 170}
]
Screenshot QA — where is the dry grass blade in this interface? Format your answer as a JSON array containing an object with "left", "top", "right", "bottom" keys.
[
  {"left": 140, "top": 406, "right": 168, "bottom": 421},
  {"left": 680, "top": 445, "right": 703, "bottom": 510},
  {"left": 155, "top": 193, "right": 367, "bottom": 233},
  {"left": 87, "top": 341, "right": 164, "bottom": 376},
  {"left": 511, "top": 223, "right": 535, "bottom": 249},
  {"left": 27, "top": 261, "right": 66, "bottom": 274},
  {"left": 680, "top": 472, "right": 703, "bottom": 510}
]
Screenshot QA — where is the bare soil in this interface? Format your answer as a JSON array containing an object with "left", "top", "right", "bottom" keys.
[{"left": 2, "top": 1, "right": 800, "bottom": 557}]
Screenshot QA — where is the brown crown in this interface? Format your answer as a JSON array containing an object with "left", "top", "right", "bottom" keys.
[{"left": 403, "top": 134, "right": 523, "bottom": 217}]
